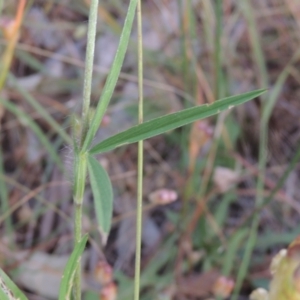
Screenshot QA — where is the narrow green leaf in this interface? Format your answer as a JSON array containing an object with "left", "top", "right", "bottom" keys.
[
  {"left": 0, "top": 288, "right": 9, "bottom": 300},
  {"left": 222, "top": 229, "right": 248, "bottom": 277},
  {"left": 87, "top": 155, "right": 113, "bottom": 234},
  {"left": 8, "top": 73, "right": 72, "bottom": 144},
  {"left": 0, "top": 99, "right": 64, "bottom": 171},
  {"left": 82, "top": 0, "right": 138, "bottom": 152},
  {"left": 262, "top": 48, "right": 300, "bottom": 122},
  {"left": 90, "top": 89, "right": 266, "bottom": 154},
  {"left": 0, "top": 268, "right": 28, "bottom": 300},
  {"left": 59, "top": 234, "right": 88, "bottom": 300},
  {"left": 0, "top": 146, "right": 13, "bottom": 237}
]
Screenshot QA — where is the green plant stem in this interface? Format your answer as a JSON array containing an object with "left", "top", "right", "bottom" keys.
[
  {"left": 194, "top": 0, "right": 224, "bottom": 202},
  {"left": 81, "top": 0, "right": 138, "bottom": 152},
  {"left": 134, "top": 1, "right": 143, "bottom": 300},
  {"left": 0, "top": 146, "right": 13, "bottom": 239},
  {"left": 72, "top": 1, "right": 99, "bottom": 298},
  {"left": 80, "top": 0, "right": 99, "bottom": 146},
  {"left": 232, "top": 2, "right": 269, "bottom": 298},
  {"left": 233, "top": 102, "right": 268, "bottom": 297},
  {"left": 73, "top": 153, "right": 87, "bottom": 300},
  {"left": 231, "top": 49, "right": 300, "bottom": 299},
  {"left": 228, "top": 50, "right": 300, "bottom": 237},
  {"left": 215, "top": 0, "right": 222, "bottom": 99}
]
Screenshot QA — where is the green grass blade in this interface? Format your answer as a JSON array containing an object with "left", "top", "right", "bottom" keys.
[
  {"left": 87, "top": 155, "right": 113, "bottom": 234},
  {"left": 0, "top": 146, "right": 13, "bottom": 238},
  {"left": 232, "top": 217, "right": 258, "bottom": 298},
  {"left": 0, "top": 99, "right": 64, "bottom": 171},
  {"left": 235, "top": 140, "right": 300, "bottom": 237},
  {"left": 231, "top": 49, "right": 300, "bottom": 300},
  {"left": 59, "top": 234, "right": 88, "bottom": 300},
  {"left": 8, "top": 73, "right": 72, "bottom": 144},
  {"left": 0, "top": 268, "right": 28, "bottom": 300},
  {"left": 82, "top": 0, "right": 138, "bottom": 152},
  {"left": 262, "top": 48, "right": 300, "bottom": 121},
  {"left": 222, "top": 229, "right": 248, "bottom": 277},
  {"left": 208, "top": 193, "right": 235, "bottom": 240},
  {"left": 231, "top": 6, "right": 268, "bottom": 296},
  {"left": 90, "top": 89, "right": 266, "bottom": 154},
  {"left": 15, "top": 50, "right": 44, "bottom": 73},
  {"left": 237, "top": 0, "right": 268, "bottom": 90},
  {"left": 0, "top": 288, "right": 9, "bottom": 300}
]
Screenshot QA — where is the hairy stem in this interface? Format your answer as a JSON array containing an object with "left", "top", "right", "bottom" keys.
[
  {"left": 80, "top": 0, "right": 99, "bottom": 146},
  {"left": 72, "top": 1, "right": 99, "bottom": 298},
  {"left": 73, "top": 153, "right": 87, "bottom": 300}
]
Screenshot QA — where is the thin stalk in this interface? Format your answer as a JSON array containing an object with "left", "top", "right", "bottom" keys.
[
  {"left": 232, "top": 2, "right": 269, "bottom": 298},
  {"left": 0, "top": 145, "right": 13, "bottom": 239},
  {"left": 201, "top": 0, "right": 215, "bottom": 72},
  {"left": 73, "top": 153, "right": 88, "bottom": 300},
  {"left": 181, "top": 0, "right": 196, "bottom": 98},
  {"left": 194, "top": 1, "right": 225, "bottom": 199},
  {"left": 73, "top": 0, "right": 99, "bottom": 298},
  {"left": 230, "top": 141, "right": 300, "bottom": 231},
  {"left": 80, "top": 0, "right": 99, "bottom": 146},
  {"left": 81, "top": 0, "right": 138, "bottom": 152},
  {"left": 232, "top": 105, "right": 268, "bottom": 300},
  {"left": 134, "top": 1, "right": 143, "bottom": 300},
  {"left": 230, "top": 44, "right": 300, "bottom": 300},
  {"left": 215, "top": 0, "right": 223, "bottom": 99}
]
